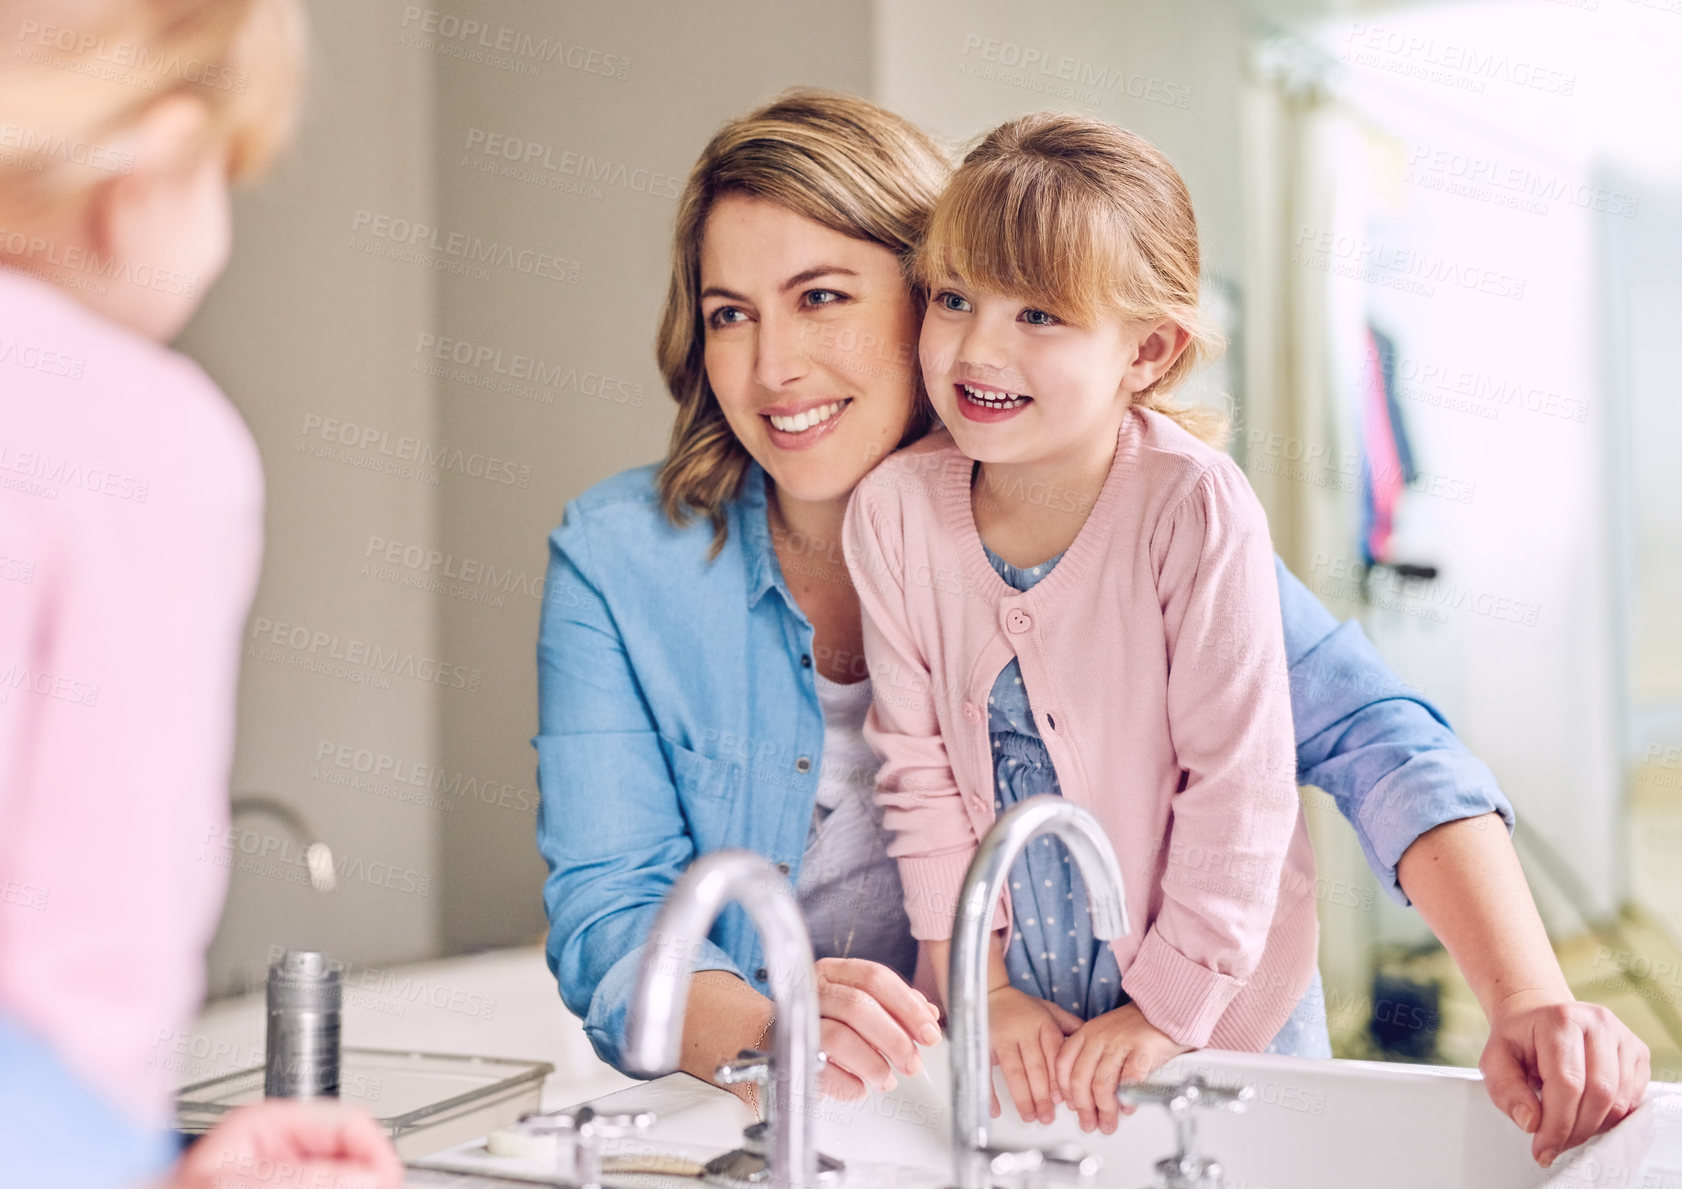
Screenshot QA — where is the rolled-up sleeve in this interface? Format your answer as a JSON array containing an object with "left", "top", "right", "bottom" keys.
[
  {"left": 534, "top": 509, "right": 740, "bottom": 1072},
  {"left": 1277, "top": 558, "right": 1515, "bottom": 906}
]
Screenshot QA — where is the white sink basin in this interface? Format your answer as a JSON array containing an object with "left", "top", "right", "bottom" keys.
[
  {"left": 804, "top": 1043, "right": 1682, "bottom": 1188},
  {"left": 486, "top": 1041, "right": 1680, "bottom": 1189}
]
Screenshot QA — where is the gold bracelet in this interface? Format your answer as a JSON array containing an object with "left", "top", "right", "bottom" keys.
[{"left": 744, "top": 1016, "right": 774, "bottom": 1119}]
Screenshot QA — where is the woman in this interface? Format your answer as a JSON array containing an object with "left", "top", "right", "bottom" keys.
[{"left": 534, "top": 90, "right": 1646, "bottom": 1166}]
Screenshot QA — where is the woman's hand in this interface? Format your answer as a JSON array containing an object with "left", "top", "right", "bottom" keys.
[
  {"left": 813, "top": 957, "right": 943, "bottom": 1102},
  {"left": 986, "top": 985, "right": 1083, "bottom": 1125},
  {"left": 165, "top": 1099, "right": 403, "bottom": 1189},
  {"left": 1479, "top": 989, "right": 1651, "bottom": 1168},
  {"left": 1055, "top": 1002, "right": 1193, "bottom": 1135}
]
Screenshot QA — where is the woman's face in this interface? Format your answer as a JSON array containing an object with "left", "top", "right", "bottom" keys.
[{"left": 699, "top": 194, "right": 921, "bottom": 507}]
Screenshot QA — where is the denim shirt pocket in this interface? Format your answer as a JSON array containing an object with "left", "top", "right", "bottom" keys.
[{"left": 658, "top": 736, "right": 741, "bottom": 803}]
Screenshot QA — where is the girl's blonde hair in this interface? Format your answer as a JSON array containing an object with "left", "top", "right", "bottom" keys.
[
  {"left": 912, "top": 111, "right": 1228, "bottom": 447},
  {"left": 0, "top": 0, "right": 306, "bottom": 220},
  {"left": 655, "top": 88, "right": 951, "bottom": 558}
]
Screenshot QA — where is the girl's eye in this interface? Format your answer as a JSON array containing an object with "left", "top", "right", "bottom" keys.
[
  {"left": 1021, "top": 308, "right": 1060, "bottom": 327},
  {"left": 707, "top": 306, "right": 747, "bottom": 330},
  {"left": 936, "top": 291, "right": 971, "bottom": 313}
]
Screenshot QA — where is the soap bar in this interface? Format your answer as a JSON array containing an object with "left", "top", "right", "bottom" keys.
[{"left": 484, "top": 1126, "right": 559, "bottom": 1161}]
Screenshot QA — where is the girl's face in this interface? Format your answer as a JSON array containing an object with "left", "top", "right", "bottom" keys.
[
  {"left": 920, "top": 280, "right": 1182, "bottom": 468},
  {"left": 699, "top": 194, "right": 920, "bottom": 507}
]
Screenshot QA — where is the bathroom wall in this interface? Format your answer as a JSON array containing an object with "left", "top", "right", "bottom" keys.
[{"left": 178, "top": 0, "right": 443, "bottom": 994}]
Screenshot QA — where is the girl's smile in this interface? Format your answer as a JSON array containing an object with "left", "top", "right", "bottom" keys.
[{"left": 955, "top": 380, "right": 1033, "bottom": 422}]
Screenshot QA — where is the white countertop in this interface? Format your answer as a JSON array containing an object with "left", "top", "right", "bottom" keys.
[{"left": 177, "top": 945, "right": 636, "bottom": 1114}]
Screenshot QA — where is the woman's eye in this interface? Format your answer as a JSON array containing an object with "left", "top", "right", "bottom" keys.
[
  {"left": 805, "top": 288, "right": 845, "bottom": 308},
  {"left": 707, "top": 306, "right": 747, "bottom": 329},
  {"left": 1021, "top": 308, "right": 1060, "bottom": 327},
  {"left": 936, "top": 291, "right": 971, "bottom": 313}
]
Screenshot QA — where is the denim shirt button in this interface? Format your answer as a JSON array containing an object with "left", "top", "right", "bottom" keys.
[
  {"left": 776, "top": 861, "right": 790, "bottom": 876},
  {"left": 795, "top": 755, "right": 812, "bottom": 774},
  {"left": 755, "top": 966, "right": 769, "bottom": 982},
  {"left": 801, "top": 653, "right": 812, "bottom": 668}
]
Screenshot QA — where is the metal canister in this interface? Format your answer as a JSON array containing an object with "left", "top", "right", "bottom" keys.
[{"left": 264, "top": 949, "right": 341, "bottom": 1098}]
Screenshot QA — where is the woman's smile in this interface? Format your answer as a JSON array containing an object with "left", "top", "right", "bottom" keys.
[{"left": 762, "top": 396, "right": 854, "bottom": 449}]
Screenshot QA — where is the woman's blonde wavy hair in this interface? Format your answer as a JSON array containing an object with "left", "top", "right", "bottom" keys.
[
  {"left": 0, "top": 0, "right": 306, "bottom": 221},
  {"left": 655, "top": 89, "right": 951, "bottom": 559},
  {"left": 912, "top": 111, "right": 1228, "bottom": 447}
]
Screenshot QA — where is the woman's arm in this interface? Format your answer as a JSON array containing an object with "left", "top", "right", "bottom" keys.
[
  {"left": 535, "top": 515, "right": 747, "bottom": 1072},
  {"left": 1397, "top": 816, "right": 1648, "bottom": 1168},
  {"left": 537, "top": 510, "right": 936, "bottom": 1102},
  {"left": 1277, "top": 561, "right": 1649, "bottom": 1163}
]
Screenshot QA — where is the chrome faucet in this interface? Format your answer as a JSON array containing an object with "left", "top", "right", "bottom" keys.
[
  {"left": 625, "top": 850, "right": 824, "bottom": 1189},
  {"left": 229, "top": 793, "right": 337, "bottom": 892},
  {"left": 948, "top": 796, "right": 1130, "bottom": 1189}
]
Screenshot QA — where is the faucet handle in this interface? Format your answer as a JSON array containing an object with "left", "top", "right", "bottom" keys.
[
  {"left": 1120, "top": 1074, "right": 1253, "bottom": 1114},
  {"left": 715, "top": 1048, "right": 771, "bottom": 1086},
  {"left": 982, "top": 1145, "right": 1046, "bottom": 1187},
  {"left": 1041, "top": 1142, "right": 1102, "bottom": 1182},
  {"left": 1118, "top": 1076, "right": 1250, "bottom": 1189},
  {"left": 980, "top": 1144, "right": 1101, "bottom": 1187},
  {"left": 714, "top": 1046, "right": 829, "bottom": 1136},
  {"left": 516, "top": 1105, "right": 653, "bottom": 1189}
]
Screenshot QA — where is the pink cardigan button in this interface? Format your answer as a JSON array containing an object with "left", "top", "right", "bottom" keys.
[
  {"left": 1006, "top": 609, "right": 1032, "bottom": 634},
  {"left": 962, "top": 701, "right": 982, "bottom": 722}
]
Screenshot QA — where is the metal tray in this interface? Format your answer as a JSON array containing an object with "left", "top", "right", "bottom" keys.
[{"left": 175, "top": 1047, "right": 553, "bottom": 1159}]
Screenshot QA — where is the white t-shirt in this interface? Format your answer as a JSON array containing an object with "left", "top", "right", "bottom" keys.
[{"left": 794, "top": 673, "right": 916, "bottom": 978}]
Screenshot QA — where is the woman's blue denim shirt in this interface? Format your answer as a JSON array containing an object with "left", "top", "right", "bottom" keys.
[{"left": 533, "top": 459, "right": 1514, "bottom": 1073}]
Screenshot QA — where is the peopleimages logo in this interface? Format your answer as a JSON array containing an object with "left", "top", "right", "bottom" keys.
[
  {"left": 0, "top": 123, "right": 134, "bottom": 174},
  {"left": 398, "top": 7, "right": 630, "bottom": 80},
  {"left": 462, "top": 129, "right": 681, "bottom": 199},
  {"left": 299, "top": 414, "right": 532, "bottom": 488},
  {"left": 348, "top": 210, "right": 581, "bottom": 285},
  {"left": 247, "top": 616, "right": 484, "bottom": 693},
  {"left": 413, "top": 332, "right": 644, "bottom": 406},
  {"left": 13, "top": 18, "right": 248, "bottom": 92},
  {"left": 1292, "top": 226, "right": 1527, "bottom": 301}
]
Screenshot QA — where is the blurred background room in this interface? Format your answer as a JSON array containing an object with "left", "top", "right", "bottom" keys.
[{"left": 172, "top": 0, "right": 1682, "bottom": 1102}]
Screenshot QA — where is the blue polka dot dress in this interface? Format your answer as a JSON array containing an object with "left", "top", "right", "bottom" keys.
[
  {"left": 981, "top": 541, "right": 1127, "bottom": 1020},
  {"left": 980, "top": 539, "right": 1332, "bottom": 1057}
]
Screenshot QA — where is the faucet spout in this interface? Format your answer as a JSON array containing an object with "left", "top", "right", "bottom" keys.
[
  {"left": 626, "top": 850, "right": 820, "bottom": 1189},
  {"left": 949, "top": 795, "right": 1130, "bottom": 1189}
]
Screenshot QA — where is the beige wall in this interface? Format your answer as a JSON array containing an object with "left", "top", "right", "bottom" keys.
[
  {"left": 874, "top": 0, "right": 1249, "bottom": 287},
  {"left": 179, "top": 1, "right": 442, "bottom": 994}
]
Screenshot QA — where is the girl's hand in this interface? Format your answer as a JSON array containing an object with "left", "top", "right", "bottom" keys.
[
  {"left": 812, "top": 957, "right": 943, "bottom": 1102},
  {"left": 166, "top": 1099, "right": 403, "bottom": 1189},
  {"left": 987, "top": 986, "right": 1084, "bottom": 1124},
  {"left": 1055, "top": 1002, "right": 1193, "bottom": 1135}
]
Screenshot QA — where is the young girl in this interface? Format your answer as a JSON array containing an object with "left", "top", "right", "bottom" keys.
[
  {"left": 842, "top": 112, "right": 1322, "bottom": 1137},
  {"left": 0, "top": 3, "right": 399, "bottom": 1186}
]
